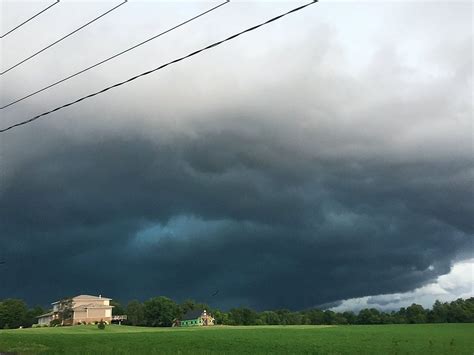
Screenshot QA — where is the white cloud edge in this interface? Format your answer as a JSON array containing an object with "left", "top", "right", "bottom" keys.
[{"left": 331, "top": 259, "right": 474, "bottom": 312}]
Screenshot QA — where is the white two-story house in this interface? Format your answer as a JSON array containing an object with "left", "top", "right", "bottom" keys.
[{"left": 37, "top": 294, "right": 113, "bottom": 325}]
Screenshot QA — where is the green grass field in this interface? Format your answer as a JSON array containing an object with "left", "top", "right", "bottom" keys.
[{"left": 0, "top": 324, "right": 472, "bottom": 354}]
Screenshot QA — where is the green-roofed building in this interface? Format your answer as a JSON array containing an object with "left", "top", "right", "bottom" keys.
[{"left": 179, "top": 310, "right": 215, "bottom": 327}]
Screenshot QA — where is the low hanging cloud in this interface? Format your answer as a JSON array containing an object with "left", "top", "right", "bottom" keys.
[
  {"left": 331, "top": 259, "right": 474, "bottom": 312},
  {"left": 0, "top": 1, "right": 472, "bottom": 310}
]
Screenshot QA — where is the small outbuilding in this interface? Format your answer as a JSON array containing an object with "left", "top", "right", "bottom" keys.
[{"left": 179, "top": 309, "right": 215, "bottom": 327}]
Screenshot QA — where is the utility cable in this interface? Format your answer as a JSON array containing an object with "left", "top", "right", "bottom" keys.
[
  {"left": 0, "top": 0, "right": 228, "bottom": 109},
  {"left": 1, "top": 0, "right": 128, "bottom": 76},
  {"left": 0, "top": 1, "right": 60, "bottom": 39},
  {"left": 0, "top": 1, "right": 318, "bottom": 134}
]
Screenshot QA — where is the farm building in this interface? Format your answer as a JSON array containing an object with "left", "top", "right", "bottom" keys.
[
  {"left": 179, "top": 309, "right": 215, "bottom": 327},
  {"left": 37, "top": 294, "right": 113, "bottom": 325}
]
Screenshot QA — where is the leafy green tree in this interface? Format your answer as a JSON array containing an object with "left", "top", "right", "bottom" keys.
[
  {"left": 332, "top": 313, "right": 348, "bottom": 325},
  {"left": 278, "top": 310, "right": 303, "bottom": 325},
  {"left": 57, "top": 298, "right": 74, "bottom": 325},
  {"left": 429, "top": 300, "right": 448, "bottom": 323},
  {"left": 178, "top": 299, "right": 209, "bottom": 319},
  {"left": 144, "top": 296, "right": 179, "bottom": 327},
  {"left": 0, "top": 299, "right": 29, "bottom": 328},
  {"left": 260, "top": 311, "right": 280, "bottom": 325},
  {"left": 25, "top": 306, "right": 45, "bottom": 327},
  {"left": 447, "top": 298, "right": 474, "bottom": 323},
  {"left": 126, "top": 300, "right": 145, "bottom": 326},
  {"left": 406, "top": 304, "right": 427, "bottom": 324},
  {"left": 357, "top": 308, "right": 381, "bottom": 324},
  {"left": 213, "top": 310, "right": 229, "bottom": 325},
  {"left": 305, "top": 309, "right": 325, "bottom": 325},
  {"left": 228, "top": 308, "right": 258, "bottom": 325},
  {"left": 342, "top": 311, "right": 356, "bottom": 324},
  {"left": 111, "top": 300, "right": 126, "bottom": 316}
]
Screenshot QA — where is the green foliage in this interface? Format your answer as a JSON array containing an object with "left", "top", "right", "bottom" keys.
[
  {"left": 57, "top": 298, "right": 73, "bottom": 324},
  {"left": 98, "top": 320, "right": 106, "bottom": 330},
  {"left": 143, "top": 297, "right": 179, "bottom": 327},
  {"left": 304, "top": 309, "right": 325, "bottom": 325},
  {"left": 406, "top": 303, "right": 427, "bottom": 324},
  {"left": 110, "top": 301, "right": 125, "bottom": 316},
  {"left": 259, "top": 311, "right": 280, "bottom": 325},
  {"left": 50, "top": 319, "right": 62, "bottom": 327},
  {"left": 0, "top": 299, "right": 29, "bottom": 329},
  {"left": 126, "top": 300, "right": 146, "bottom": 326},
  {"left": 0, "top": 296, "right": 473, "bottom": 329},
  {"left": 357, "top": 308, "right": 382, "bottom": 324},
  {"left": 228, "top": 308, "right": 258, "bottom": 325},
  {"left": 25, "top": 306, "right": 46, "bottom": 328}
]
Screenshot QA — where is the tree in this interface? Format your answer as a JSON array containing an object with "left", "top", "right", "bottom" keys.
[
  {"left": 429, "top": 300, "right": 448, "bottom": 323},
  {"left": 144, "top": 297, "right": 179, "bottom": 327},
  {"left": 305, "top": 309, "right": 325, "bottom": 325},
  {"left": 260, "top": 311, "right": 280, "bottom": 325},
  {"left": 357, "top": 308, "right": 381, "bottom": 324},
  {"left": 25, "top": 306, "right": 46, "bottom": 327},
  {"left": 0, "top": 299, "right": 29, "bottom": 329},
  {"left": 342, "top": 311, "right": 356, "bottom": 324},
  {"left": 111, "top": 300, "right": 126, "bottom": 316},
  {"left": 126, "top": 300, "right": 145, "bottom": 326},
  {"left": 213, "top": 310, "right": 229, "bottom": 325},
  {"left": 178, "top": 299, "right": 209, "bottom": 319},
  {"left": 228, "top": 308, "right": 258, "bottom": 325},
  {"left": 446, "top": 298, "right": 474, "bottom": 323},
  {"left": 406, "top": 304, "right": 427, "bottom": 324},
  {"left": 57, "top": 298, "right": 74, "bottom": 325}
]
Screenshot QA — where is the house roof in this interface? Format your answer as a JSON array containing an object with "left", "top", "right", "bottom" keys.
[
  {"left": 181, "top": 310, "right": 204, "bottom": 321},
  {"left": 52, "top": 294, "right": 111, "bottom": 304},
  {"left": 36, "top": 311, "right": 54, "bottom": 318},
  {"left": 74, "top": 294, "right": 111, "bottom": 300}
]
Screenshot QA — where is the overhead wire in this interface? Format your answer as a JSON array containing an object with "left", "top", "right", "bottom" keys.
[
  {"left": 0, "top": 1, "right": 318, "bottom": 134},
  {"left": 0, "top": 0, "right": 60, "bottom": 39},
  {"left": 0, "top": 0, "right": 229, "bottom": 109},
  {"left": 0, "top": 0, "right": 128, "bottom": 76}
]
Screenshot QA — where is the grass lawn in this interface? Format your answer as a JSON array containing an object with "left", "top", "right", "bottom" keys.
[{"left": 0, "top": 323, "right": 472, "bottom": 354}]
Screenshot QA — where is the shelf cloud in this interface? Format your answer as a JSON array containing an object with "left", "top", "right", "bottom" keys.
[{"left": 0, "top": 1, "right": 471, "bottom": 310}]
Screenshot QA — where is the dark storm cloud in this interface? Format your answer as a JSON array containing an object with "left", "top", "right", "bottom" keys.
[
  {"left": 0, "top": 121, "right": 471, "bottom": 309},
  {"left": 0, "top": 1, "right": 472, "bottom": 310}
]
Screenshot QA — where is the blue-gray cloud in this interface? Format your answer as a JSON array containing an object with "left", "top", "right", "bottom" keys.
[{"left": 0, "top": 1, "right": 472, "bottom": 310}]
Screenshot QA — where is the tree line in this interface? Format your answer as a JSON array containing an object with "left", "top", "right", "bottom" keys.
[{"left": 1, "top": 297, "right": 473, "bottom": 329}]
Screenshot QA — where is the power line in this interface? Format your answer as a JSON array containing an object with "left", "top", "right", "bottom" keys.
[
  {"left": 0, "top": 1, "right": 318, "bottom": 134},
  {"left": 0, "top": 0, "right": 229, "bottom": 109},
  {"left": 0, "top": 0, "right": 128, "bottom": 76},
  {"left": 0, "top": 1, "right": 60, "bottom": 39}
]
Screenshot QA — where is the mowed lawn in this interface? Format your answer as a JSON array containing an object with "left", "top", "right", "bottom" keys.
[{"left": 0, "top": 323, "right": 473, "bottom": 354}]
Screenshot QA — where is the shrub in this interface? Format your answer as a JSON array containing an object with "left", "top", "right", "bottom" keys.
[
  {"left": 98, "top": 320, "right": 106, "bottom": 330},
  {"left": 50, "top": 319, "right": 61, "bottom": 327}
]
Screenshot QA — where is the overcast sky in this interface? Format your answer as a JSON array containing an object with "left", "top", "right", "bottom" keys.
[{"left": 0, "top": 0, "right": 472, "bottom": 311}]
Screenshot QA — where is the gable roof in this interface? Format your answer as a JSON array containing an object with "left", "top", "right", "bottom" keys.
[
  {"left": 74, "top": 294, "right": 111, "bottom": 300},
  {"left": 36, "top": 311, "right": 55, "bottom": 318},
  {"left": 181, "top": 310, "right": 204, "bottom": 321},
  {"left": 52, "top": 294, "right": 111, "bottom": 305}
]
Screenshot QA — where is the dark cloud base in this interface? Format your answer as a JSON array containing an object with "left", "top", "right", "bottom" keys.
[{"left": 1, "top": 123, "right": 471, "bottom": 310}]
